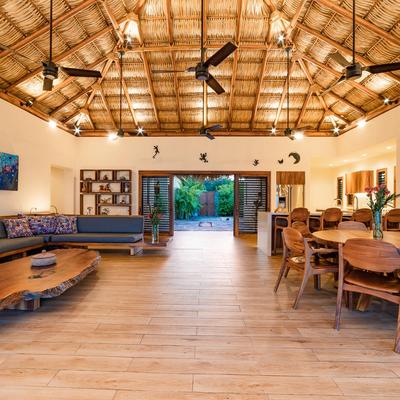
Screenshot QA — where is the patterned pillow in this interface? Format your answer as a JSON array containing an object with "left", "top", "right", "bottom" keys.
[
  {"left": 54, "top": 215, "right": 78, "bottom": 234},
  {"left": 28, "top": 216, "right": 57, "bottom": 235},
  {"left": 3, "top": 218, "right": 33, "bottom": 239}
]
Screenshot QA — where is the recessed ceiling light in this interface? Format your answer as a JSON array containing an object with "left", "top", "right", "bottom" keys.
[
  {"left": 362, "top": 153, "right": 367, "bottom": 157},
  {"left": 74, "top": 125, "right": 81, "bottom": 136},
  {"left": 137, "top": 127, "right": 144, "bottom": 134},
  {"left": 384, "top": 98, "right": 391, "bottom": 105},
  {"left": 386, "top": 146, "right": 393, "bottom": 150},
  {"left": 343, "top": 159, "right": 348, "bottom": 163},
  {"left": 333, "top": 126, "right": 340, "bottom": 135},
  {"left": 329, "top": 163, "right": 334, "bottom": 167},
  {"left": 48, "top": 119, "right": 57, "bottom": 129},
  {"left": 108, "top": 132, "right": 118, "bottom": 141},
  {"left": 293, "top": 131, "right": 304, "bottom": 140},
  {"left": 357, "top": 119, "right": 366, "bottom": 128},
  {"left": 277, "top": 33, "right": 285, "bottom": 43},
  {"left": 271, "top": 127, "right": 276, "bottom": 135}
]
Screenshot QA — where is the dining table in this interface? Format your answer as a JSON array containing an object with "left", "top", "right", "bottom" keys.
[{"left": 312, "top": 229, "right": 400, "bottom": 311}]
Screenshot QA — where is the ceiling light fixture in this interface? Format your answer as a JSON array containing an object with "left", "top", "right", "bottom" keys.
[
  {"left": 384, "top": 98, "right": 391, "bottom": 105},
  {"left": 271, "top": 127, "right": 276, "bottom": 135},
  {"left": 386, "top": 146, "right": 393, "bottom": 150},
  {"left": 357, "top": 119, "right": 366, "bottom": 128},
  {"left": 293, "top": 131, "right": 304, "bottom": 140},
  {"left": 74, "top": 125, "right": 81, "bottom": 136},
  {"left": 108, "top": 132, "right": 118, "bottom": 141},
  {"left": 48, "top": 119, "right": 57, "bottom": 129},
  {"left": 277, "top": 33, "right": 285, "bottom": 44},
  {"left": 333, "top": 126, "right": 340, "bottom": 135},
  {"left": 137, "top": 127, "right": 144, "bottom": 135},
  {"left": 362, "top": 153, "right": 367, "bottom": 157}
]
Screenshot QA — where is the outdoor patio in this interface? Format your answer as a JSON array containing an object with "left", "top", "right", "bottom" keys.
[{"left": 174, "top": 216, "right": 233, "bottom": 231}]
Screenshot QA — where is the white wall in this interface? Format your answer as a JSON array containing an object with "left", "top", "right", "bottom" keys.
[
  {"left": 50, "top": 166, "right": 75, "bottom": 214},
  {"left": 308, "top": 167, "right": 336, "bottom": 211},
  {"left": 0, "top": 100, "right": 77, "bottom": 215},
  {"left": 76, "top": 136, "right": 337, "bottom": 213}
]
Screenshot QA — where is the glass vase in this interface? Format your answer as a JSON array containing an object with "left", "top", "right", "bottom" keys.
[
  {"left": 151, "top": 224, "right": 159, "bottom": 244},
  {"left": 372, "top": 210, "right": 383, "bottom": 240}
]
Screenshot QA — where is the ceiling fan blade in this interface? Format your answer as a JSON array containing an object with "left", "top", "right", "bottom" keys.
[
  {"left": 61, "top": 67, "right": 102, "bottom": 78},
  {"left": 320, "top": 74, "right": 346, "bottom": 96},
  {"left": 43, "top": 77, "right": 53, "bottom": 91},
  {"left": 206, "top": 74, "right": 224, "bottom": 94},
  {"left": 205, "top": 132, "right": 215, "bottom": 140},
  {"left": 205, "top": 124, "right": 222, "bottom": 131},
  {"left": 204, "top": 42, "right": 237, "bottom": 68},
  {"left": 330, "top": 52, "right": 350, "bottom": 68},
  {"left": 363, "top": 62, "right": 400, "bottom": 74}
]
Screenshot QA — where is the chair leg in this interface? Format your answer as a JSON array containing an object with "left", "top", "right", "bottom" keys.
[
  {"left": 335, "top": 288, "right": 345, "bottom": 330},
  {"left": 394, "top": 306, "right": 400, "bottom": 353},
  {"left": 284, "top": 265, "right": 290, "bottom": 278},
  {"left": 292, "top": 271, "right": 310, "bottom": 309},
  {"left": 274, "top": 258, "right": 287, "bottom": 293}
]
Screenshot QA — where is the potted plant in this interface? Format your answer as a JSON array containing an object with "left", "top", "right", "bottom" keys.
[
  {"left": 365, "top": 184, "right": 399, "bottom": 239},
  {"left": 148, "top": 182, "right": 163, "bottom": 244}
]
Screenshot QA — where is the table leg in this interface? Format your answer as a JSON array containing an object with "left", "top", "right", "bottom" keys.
[{"left": 356, "top": 294, "right": 371, "bottom": 312}]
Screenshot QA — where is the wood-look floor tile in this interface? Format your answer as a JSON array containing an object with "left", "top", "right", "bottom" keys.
[
  {"left": 0, "top": 369, "right": 57, "bottom": 386},
  {"left": 49, "top": 370, "right": 193, "bottom": 391},
  {"left": 115, "top": 391, "right": 268, "bottom": 400},
  {"left": 0, "top": 342, "right": 80, "bottom": 355},
  {"left": 140, "top": 334, "right": 252, "bottom": 347},
  {"left": 334, "top": 377, "right": 400, "bottom": 396}
]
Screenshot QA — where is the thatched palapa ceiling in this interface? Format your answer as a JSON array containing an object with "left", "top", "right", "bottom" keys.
[{"left": 0, "top": 0, "right": 399, "bottom": 137}]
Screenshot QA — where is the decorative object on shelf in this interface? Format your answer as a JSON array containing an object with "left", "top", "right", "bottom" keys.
[
  {"left": 99, "top": 183, "right": 111, "bottom": 192},
  {"left": 148, "top": 182, "right": 163, "bottom": 244},
  {"left": 119, "top": 176, "right": 127, "bottom": 181},
  {"left": 0, "top": 152, "right": 19, "bottom": 191},
  {"left": 278, "top": 159, "right": 284, "bottom": 164},
  {"left": 102, "top": 174, "right": 110, "bottom": 180},
  {"left": 81, "top": 182, "right": 88, "bottom": 193},
  {"left": 84, "top": 177, "right": 93, "bottom": 181},
  {"left": 199, "top": 153, "right": 208, "bottom": 163},
  {"left": 253, "top": 159, "right": 259, "bottom": 167},
  {"left": 119, "top": 199, "right": 126, "bottom": 205},
  {"left": 101, "top": 208, "right": 110, "bottom": 215},
  {"left": 365, "top": 184, "right": 399, "bottom": 239},
  {"left": 86, "top": 206, "right": 93, "bottom": 215},
  {"left": 288, "top": 152, "right": 300, "bottom": 164},
  {"left": 153, "top": 145, "right": 160, "bottom": 159},
  {"left": 31, "top": 250, "right": 57, "bottom": 268},
  {"left": 100, "top": 196, "right": 112, "bottom": 205}
]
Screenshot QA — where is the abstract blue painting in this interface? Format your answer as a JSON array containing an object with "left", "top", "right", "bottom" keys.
[{"left": 0, "top": 152, "right": 19, "bottom": 191}]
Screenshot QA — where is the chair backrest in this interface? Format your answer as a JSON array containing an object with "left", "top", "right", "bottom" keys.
[
  {"left": 343, "top": 238, "right": 400, "bottom": 273},
  {"left": 384, "top": 208, "right": 400, "bottom": 231},
  {"left": 338, "top": 221, "right": 368, "bottom": 231},
  {"left": 291, "top": 221, "right": 311, "bottom": 237},
  {"left": 282, "top": 227, "right": 305, "bottom": 255},
  {"left": 352, "top": 208, "right": 372, "bottom": 224},
  {"left": 289, "top": 208, "right": 309, "bottom": 225},
  {"left": 323, "top": 207, "right": 343, "bottom": 222}
]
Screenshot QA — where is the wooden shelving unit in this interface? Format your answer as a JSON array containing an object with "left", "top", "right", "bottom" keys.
[{"left": 80, "top": 169, "right": 132, "bottom": 215}]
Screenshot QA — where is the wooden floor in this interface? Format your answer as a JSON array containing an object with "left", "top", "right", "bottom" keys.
[{"left": 0, "top": 231, "right": 399, "bottom": 399}]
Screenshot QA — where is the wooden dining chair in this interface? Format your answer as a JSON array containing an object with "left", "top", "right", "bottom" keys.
[
  {"left": 320, "top": 208, "right": 342, "bottom": 230},
  {"left": 291, "top": 220, "right": 312, "bottom": 238},
  {"left": 338, "top": 221, "right": 368, "bottom": 231},
  {"left": 274, "top": 227, "right": 338, "bottom": 309},
  {"left": 352, "top": 208, "right": 373, "bottom": 229},
  {"left": 273, "top": 207, "right": 310, "bottom": 255},
  {"left": 335, "top": 239, "right": 400, "bottom": 352},
  {"left": 384, "top": 209, "right": 400, "bottom": 231}
]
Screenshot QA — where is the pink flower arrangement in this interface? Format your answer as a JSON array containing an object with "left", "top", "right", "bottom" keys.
[{"left": 365, "top": 184, "right": 398, "bottom": 213}]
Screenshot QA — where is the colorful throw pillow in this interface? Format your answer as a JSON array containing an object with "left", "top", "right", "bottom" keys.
[
  {"left": 28, "top": 216, "right": 57, "bottom": 235},
  {"left": 54, "top": 215, "right": 77, "bottom": 234},
  {"left": 3, "top": 218, "right": 33, "bottom": 239}
]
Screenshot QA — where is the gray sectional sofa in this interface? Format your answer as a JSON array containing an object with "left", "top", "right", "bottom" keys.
[{"left": 0, "top": 215, "right": 144, "bottom": 259}]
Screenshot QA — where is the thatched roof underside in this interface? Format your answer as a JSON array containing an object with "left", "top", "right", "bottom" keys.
[{"left": 0, "top": 0, "right": 400, "bottom": 137}]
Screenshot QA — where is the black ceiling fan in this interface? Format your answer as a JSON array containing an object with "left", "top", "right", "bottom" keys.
[
  {"left": 199, "top": 80, "right": 221, "bottom": 140},
  {"left": 322, "top": 0, "right": 400, "bottom": 96},
  {"left": 1, "top": 0, "right": 103, "bottom": 91},
  {"left": 152, "top": 0, "right": 237, "bottom": 94}
]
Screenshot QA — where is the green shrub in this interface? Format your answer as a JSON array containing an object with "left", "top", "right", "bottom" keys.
[
  {"left": 204, "top": 177, "right": 232, "bottom": 192},
  {"left": 217, "top": 182, "right": 234, "bottom": 216},
  {"left": 175, "top": 177, "right": 204, "bottom": 220}
]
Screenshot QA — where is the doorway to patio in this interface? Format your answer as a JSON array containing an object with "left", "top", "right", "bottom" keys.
[{"left": 174, "top": 175, "right": 234, "bottom": 232}]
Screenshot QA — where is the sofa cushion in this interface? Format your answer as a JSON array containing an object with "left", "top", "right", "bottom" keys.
[
  {"left": 54, "top": 215, "right": 78, "bottom": 234},
  {"left": 0, "top": 221, "right": 7, "bottom": 239},
  {"left": 28, "top": 216, "right": 57, "bottom": 235},
  {"left": 77, "top": 216, "right": 144, "bottom": 234},
  {"left": 3, "top": 218, "right": 33, "bottom": 239},
  {"left": 0, "top": 236, "right": 44, "bottom": 253},
  {"left": 50, "top": 233, "right": 143, "bottom": 243}
]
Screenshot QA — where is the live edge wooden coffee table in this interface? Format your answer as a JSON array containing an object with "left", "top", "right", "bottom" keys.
[{"left": 0, "top": 249, "right": 100, "bottom": 311}]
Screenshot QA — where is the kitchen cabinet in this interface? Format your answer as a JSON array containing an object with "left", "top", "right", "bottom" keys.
[{"left": 345, "top": 170, "right": 373, "bottom": 194}]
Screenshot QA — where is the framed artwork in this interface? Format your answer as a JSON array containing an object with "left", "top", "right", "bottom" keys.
[{"left": 0, "top": 152, "right": 19, "bottom": 191}]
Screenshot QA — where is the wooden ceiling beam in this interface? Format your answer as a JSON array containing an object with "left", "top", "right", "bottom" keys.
[
  {"left": 50, "top": 86, "right": 92, "bottom": 116},
  {"left": 297, "top": 58, "right": 350, "bottom": 125},
  {"left": 163, "top": 0, "right": 183, "bottom": 131},
  {"left": 6, "top": 15, "right": 130, "bottom": 91},
  {"left": 300, "top": 53, "right": 382, "bottom": 101},
  {"left": 297, "top": 23, "right": 400, "bottom": 85},
  {"left": 324, "top": 89, "right": 366, "bottom": 116},
  {"left": 115, "top": 57, "right": 138, "bottom": 127},
  {"left": 0, "top": 0, "right": 97, "bottom": 60},
  {"left": 100, "top": 0, "right": 125, "bottom": 43},
  {"left": 137, "top": 22, "right": 161, "bottom": 130},
  {"left": 99, "top": 85, "right": 117, "bottom": 129},
  {"left": 295, "top": 86, "right": 313, "bottom": 128},
  {"left": 286, "top": 0, "right": 308, "bottom": 38},
  {"left": 318, "top": 0, "right": 400, "bottom": 48},
  {"left": 251, "top": 44, "right": 271, "bottom": 130},
  {"left": 228, "top": 0, "right": 244, "bottom": 130}
]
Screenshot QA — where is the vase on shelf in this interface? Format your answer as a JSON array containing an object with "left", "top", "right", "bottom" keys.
[
  {"left": 372, "top": 210, "right": 383, "bottom": 240},
  {"left": 151, "top": 224, "right": 159, "bottom": 244}
]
